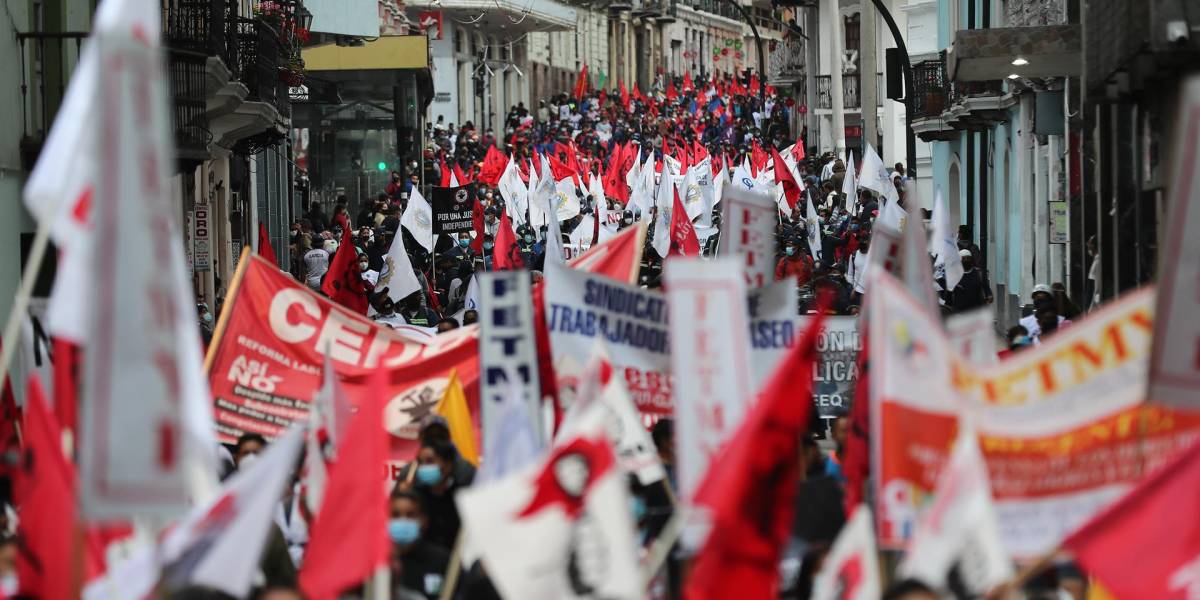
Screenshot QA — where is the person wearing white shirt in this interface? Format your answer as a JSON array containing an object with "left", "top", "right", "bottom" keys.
[
  {"left": 1018, "top": 284, "right": 1068, "bottom": 343},
  {"left": 847, "top": 238, "right": 870, "bottom": 296}
]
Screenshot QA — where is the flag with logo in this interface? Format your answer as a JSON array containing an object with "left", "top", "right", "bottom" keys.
[
  {"left": 811, "top": 505, "right": 881, "bottom": 600},
  {"left": 402, "top": 187, "right": 435, "bottom": 253},
  {"left": 380, "top": 219, "right": 423, "bottom": 304}
]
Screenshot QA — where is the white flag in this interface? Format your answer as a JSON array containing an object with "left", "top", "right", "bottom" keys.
[
  {"left": 805, "top": 190, "right": 823, "bottom": 262},
  {"left": 303, "top": 354, "right": 353, "bottom": 513},
  {"left": 79, "top": 0, "right": 218, "bottom": 519},
  {"left": 545, "top": 181, "right": 567, "bottom": 266},
  {"left": 380, "top": 223, "right": 422, "bottom": 303},
  {"left": 456, "top": 427, "right": 641, "bottom": 599},
  {"left": 558, "top": 350, "right": 666, "bottom": 486},
  {"left": 842, "top": 151, "right": 858, "bottom": 215},
  {"left": 401, "top": 187, "right": 434, "bottom": 253},
  {"left": 651, "top": 170, "right": 678, "bottom": 258},
  {"left": 898, "top": 428, "right": 1014, "bottom": 596},
  {"left": 859, "top": 143, "right": 899, "bottom": 203},
  {"left": 931, "top": 187, "right": 964, "bottom": 290},
  {"left": 811, "top": 505, "right": 882, "bottom": 600},
  {"left": 160, "top": 427, "right": 305, "bottom": 597},
  {"left": 498, "top": 157, "right": 529, "bottom": 229},
  {"left": 553, "top": 176, "right": 583, "bottom": 222}
]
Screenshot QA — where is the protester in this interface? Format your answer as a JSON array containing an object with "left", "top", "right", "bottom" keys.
[
  {"left": 407, "top": 439, "right": 464, "bottom": 549},
  {"left": 389, "top": 489, "right": 453, "bottom": 599}
]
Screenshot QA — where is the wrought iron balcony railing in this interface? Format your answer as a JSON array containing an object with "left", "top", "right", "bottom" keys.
[{"left": 16, "top": 32, "right": 86, "bottom": 170}]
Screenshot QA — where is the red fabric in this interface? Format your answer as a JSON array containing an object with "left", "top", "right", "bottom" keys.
[
  {"left": 619, "top": 80, "right": 631, "bottom": 111},
  {"left": 632, "top": 83, "right": 647, "bottom": 105},
  {"left": 665, "top": 81, "right": 678, "bottom": 103},
  {"left": 790, "top": 137, "right": 807, "bottom": 162},
  {"left": 424, "top": 274, "right": 442, "bottom": 316},
  {"left": 320, "top": 225, "right": 369, "bottom": 314},
  {"left": 258, "top": 221, "right": 278, "bottom": 267},
  {"left": 439, "top": 156, "right": 452, "bottom": 187},
  {"left": 299, "top": 368, "right": 391, "bottom": 600},
  {"left": 686, "top": 313, "right": 827, "bottom": 600},
  {"left": 774, "top": 255, "right": 815, "bottom": 285},
  {"left": 16, "top": 377, "right": 74, "bottom": 600},
  {"left": 711, "top": 154, "right": 725, "bottom": 179},
  {"left": 573, "top": 64, "right": 589, "bottom": 99},
  {"left": 530, "top": 152, "right": 542, "bottom": 179},
  {"left": 749, "top": 74, "right": 761, "bottom": 94},
  {"left": 1064, "top": 436, "right": 1200, "bottom": 599},
  {"left": 693, "top": 140, "right": 709, "bottom": 163},
  {"left": 597, "top": 88, "right": 607, "bottom": 108},
  {"left": 603, "top": 142, "right": 628, "bottom": 203},
  {"left": 548, "top": 154, "right": 577, "bottom": 182},
  {"left": 478, "top": 145, "right": 509, "bottom": 186},
  {"left": 493, "top": 211, "right": 523, "bottom": 270},
  {"left": 51, "top": 338, "right": 78, "bottom": 444},
  {"left": 668, "top": 190, "right": 700, "bottom": 257},
  {"left": 771, "top": 147, "right": 802, "bottom": 210},
  {"left": 682, "top": 71, "right": 694, "bottom": 92},
  {"left": 452, "top": 162, "right": 468, "bottom": 185},
  {"left": 750, "top": 140, "right": 769, "bottom": 175},
  {"left": 471, "top": 197, "right": 485, "bottom": 254},
  {"left": 843, "top": 333, "right": 870, "bottom": 514}
]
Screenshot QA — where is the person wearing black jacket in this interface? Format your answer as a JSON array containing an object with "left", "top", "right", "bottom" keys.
[
  {"left": 389, "top": 489, "right": 455, "bottom": 599},
  {"left": 950, "top": 249, "right": 994, "bottom": 312}
]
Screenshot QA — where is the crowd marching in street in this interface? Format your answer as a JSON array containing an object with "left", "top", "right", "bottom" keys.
[{"left": 5, "top": 2, "right": 1200, "bottom": 600}]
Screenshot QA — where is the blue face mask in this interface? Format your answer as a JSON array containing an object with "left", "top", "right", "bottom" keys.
[
  {"left": 524, "top": 234, "right": 534, "bottom": 243},
  {"left": 416, "top": 464, "right": 442, "bottom": 486},
  {"left": 389, "top": 518, "right": 420, "bottom": 545},
  {"left": 785, "top": 247, "right": 796, "bottom": 256},
  {"left": 483, "top": 242, "right": 495, "bottom": 251},
  {"left": 458, "top": 238, "right": 470, "bottom": 248}
]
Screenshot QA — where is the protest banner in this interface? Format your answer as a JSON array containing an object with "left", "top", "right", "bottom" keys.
[
  {"left": 205, "top": 253, "right": 479, "bottom": 479},
  {"left": 720, "top": 186, "right": 777, "bottom": 289},
  {"left": 749, "top": 282, "right": 859, "bottom": 424},
  {"left": 431, "top": 184, "right": 476, "bottom": 233},
  {"left": 945, "top": 306, "right": 998, "bottom": 365},
  {"left": 542, "top": 260, "right": 671, "bottom": 416},
  {"left": 479, "top": 272, "right": 542, "bottom": 444},
  {"left": 873, "top": 273, "right": 1200, "bottom": 558},
  {"left": 1150, "top": 75, "right": 1200, "bottom": 410},
  {"left": 666, "top": 257, "right": 753, "bottom": 500},
  {"left": 567, "top": 222, "right": 646, "bottom": 285}
]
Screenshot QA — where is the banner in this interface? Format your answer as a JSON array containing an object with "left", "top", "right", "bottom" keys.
[
  {"left": 479, "top": 272, "right": 542, "bottom": 445},
  {"left": 665, "top": 257, "right": 753, "bottom": 500},
  {"left": 566, "top": 222, "right": 646, "bottom": 285},
  {"left": 945, "top": 306, "right": 998, "bottom": 365},
  {"left": 720, "top": 186, "right": 776, "bottom": 289},
  {"left": 542, "top": 260, "right": 671, "bottom": 416},
  {"left": 431, "top": 184, "right": 476, "bottom": 234},
  {"left": 749, "top": 283, "right": 858, "bottom": 424},
  {"left": 873, "top": 275, "right": 1200, "bottom": 557},
  {"left": 205, "top": 254, "right": 480, "bottom": 478}
]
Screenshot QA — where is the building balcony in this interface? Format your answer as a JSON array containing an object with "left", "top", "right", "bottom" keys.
[
  {"left": 15, "top": 31, "right": 86, "bottom": 172},
  {"left": 910, "top": 57, "right": 957, "bottom": 142},
  {"left": 430, "top": 0, "right": 575, "bottom": 33},
  {"left": 766, "top": 37, "right": 805, "bottom": 85},
  {"left": 947, "top": 24, "right": 1080, "bottom": 82},
  {"left": 814, "top": 73, "right": 883, "bottom": 111}
]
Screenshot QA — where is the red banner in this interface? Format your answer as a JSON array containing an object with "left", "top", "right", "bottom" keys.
[{"left": 205, "top": 254, "right": 479, "bottom": 477}]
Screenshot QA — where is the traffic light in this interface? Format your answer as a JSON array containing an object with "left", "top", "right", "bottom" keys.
[{"left": 377, "top": 161, "right": 388, "bottom": 172}]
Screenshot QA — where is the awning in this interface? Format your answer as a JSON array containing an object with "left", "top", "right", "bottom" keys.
[
  {"left": 947, "top": 24, "right": 1081, "bottom": 82},
  {"left": 404, "top": 0, "right": 576, "bottom": 34},
  {"left": 303, "top": 35, "right": 430, "bottom": 71}
]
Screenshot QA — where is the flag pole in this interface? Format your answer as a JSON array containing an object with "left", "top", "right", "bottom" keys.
[
  {"left": 436, "top": 530, "right": 465, "bottom": 600},
  {"left": 0, "top": 196, "right": 57, "bottom": 411},
  {"left": 640, "top": 507, "right": 688, "bottom": 589}
]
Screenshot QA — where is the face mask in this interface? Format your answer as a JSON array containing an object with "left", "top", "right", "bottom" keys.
[
  {"left": 483, "top": 242, "right": 494, "bottom": 251},
  {"left": 524, "top": 234, "right": 534, "bottom": 243},
  {"left": 202, "top": 312, "right": 214, "bottom": 324},
  {"left": 1011, "top": 335, "right": 1031, "bottom": 348},
  {"left": 785, "top": 247, "right": 796, "bottom": 256},
  {"left": 416, "top": 463, "right": 442, "bottom": 486},
  {"left": 389, "top": 518, "right": 421, "bottom": 545},
  {"left": 458, "top": 238, "right": 470, "bottom": 248},
  {"left": 358, "top": 262, "right": 369, "bottom": 271}
]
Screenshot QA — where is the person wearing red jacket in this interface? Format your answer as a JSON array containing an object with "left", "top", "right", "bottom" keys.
[{"left": 775, "top": 239, "right": 815, "bottom": 287}]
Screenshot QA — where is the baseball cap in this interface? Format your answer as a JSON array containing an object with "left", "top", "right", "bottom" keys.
[
  {"left": 1032, "top": 283, "right": 1052, "bottom": 297},
  {"left": 959, "top": 248, "right": 972, "bottom": 258}
]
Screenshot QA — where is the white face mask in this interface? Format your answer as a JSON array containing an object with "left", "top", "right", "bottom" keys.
[{"left": 0, "top": 573, "right": 16, "bottom": 596}]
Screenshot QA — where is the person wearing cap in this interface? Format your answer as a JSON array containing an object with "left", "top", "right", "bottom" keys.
[
  {"left": 1019, "top": 284, "right": 1068, "bottom": 343},
  {"left": 949, "top": 248, "right": 993, "bottom": 313}
]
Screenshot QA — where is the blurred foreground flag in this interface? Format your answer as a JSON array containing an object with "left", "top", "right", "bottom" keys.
[
  {"left": 76, "top": 0, "right": 218, "bottom": 520},
  {"left": 811, "top": 506, "right": 881, "bottom": 600},
  {"left": 456, "top": 427, "right": 641, "bottom": 599},
  {"left": 1063, "top": 437, "right": 1200, "bottom": 600}
]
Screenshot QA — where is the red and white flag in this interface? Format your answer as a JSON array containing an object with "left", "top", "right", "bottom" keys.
[
  {"left": 303, "top": 354, "right": 354, "bottom": 514},
  {"left": 811, "top": 506, "right": 881, "bottom": 600},
  {"left": 1063, "top": 437, "right": 1200, "bottom": 600},
  {"left": 79, "top": 0, "right": 218, "bottom": 519},
  {"left": 455, "top": 428, "right": 642, "bottom": 599},
  {"left": 159, "top": 427, "right": 305, "bottom": 597}
]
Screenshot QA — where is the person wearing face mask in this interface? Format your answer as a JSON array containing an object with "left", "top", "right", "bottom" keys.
[
  {"left": 409, "top": 439, "right": 463, "bottom": 549},
  {"left": 775, "top": 237, "right": 816, "bottom": 286},
  {"left": 197, "top": 302, "right": 215, "bottom": 343},
  {"left": 389, "top": 490, "right": 454, "bottom": 600},
  {"left": 386, "top": 170, "right": 406, "bottom": 201},
  {"left": 357, "top": 251, "right": 380, "bottom": 287},
  {"left": 371, "top": 292, "right": 408, "bottom": 329},
  {"left": 233, "top": 433, "right": 266, "bottom": 470}
]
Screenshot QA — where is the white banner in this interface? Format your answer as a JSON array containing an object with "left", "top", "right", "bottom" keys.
[
  {"left": 946, "top": 306, "right": 998, "bottom": 365},
  {"left": 747, "top": 279, "right": 799, "bottom": 391},
  {"left": 665, "top": 257, "right": 753, "bottom": 500},
  {"left": 721, "top": 186, "right": 777, "bottom": 289},
  {"left": 479, "top": 272, "right": 543, "bottom": 444},
  {"left": 542, "top": 261, "right": 672, "bottom": 417}
]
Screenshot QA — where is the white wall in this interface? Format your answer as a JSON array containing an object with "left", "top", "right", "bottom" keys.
[
  {"left": 0, "top": 1, "right": 35, "bottom": 326},
  {"left": 428, "top": 27, "right": 458, "bottom": 125}
]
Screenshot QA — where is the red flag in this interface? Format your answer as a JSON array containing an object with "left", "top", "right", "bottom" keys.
[
  {"left": 843, "top": 333, "right": 870, "bottom": 514},
  {"left": 493, "top": 210, "right": 523, "bottom": 270},
  {"left": 573, "top": 63, "right": 589, "bottom": 99},
  {"left": 530, "top": 151, "right": 543, "bottom": 179},
  {"left": 452, "top": 161, "right": 468, "bottom": 185},
  {"left": 633, "top": 83, "right": 647, "bottom": 105},
  {"left": 424, "top": 273, "right": 442, "bottom": 315},
  {"left": 548, "top": 154, "right": 577, "bottom": 182},
  {"left": 603, "top": 142, "right": 627, "bottom": 203},
  {"left": 771, "top": 147, "right": 802, "bottom": 210},
  {"left": 51, "top": 337, "right": 78, "bottom": 445},
  {"left": 686, "top": 312, "right": 826, "bottom": 600},
  {"left": 320, "top": 224, "right": 368, "bottom": 314},
  {"left": 16, "top": 376, "right": 75, "bottom": 600},
  {"left": 750, "top": 140, "right": 769, "bottom": 174},
  {"left": 298, "top": 367, "right": 390, "bottom": 600},
  {"left": 668, "top": 189, "right": 700, "bottom": 257},
  {"left": 478, "top": 145, "right": 508, "bottom": 186},
  {"left": 598, "top": 88, "right": 607, "bottom": 108},
  {"left": 619, "top": 80, "right": 631, "bottom": 110},
  {"left": 790, "top": 137, "right": 807, "bottom": 163},
  {"left": 665, "top": 80, "right": 678, "bottom": 103},
  {"left": 749, "top": 73, "right": 761, "bottom": 94},
  {"left": 258, "top": 221, "right": 278, "bottom": 267},
  {"left": 439, "top": 156, "right": 452, "bottom": 187},
  {"left": 471, "top": 197, "right": 485, "bottom": 253},
  {"left": 1062, "top": 436, "right": 1200, "bottom": 599},
  {"left": 693, "top": 140, "right": 709, "bottom": 163},
  {"left": 682, "top": 71, "right": 694, "bottom": 92}
]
